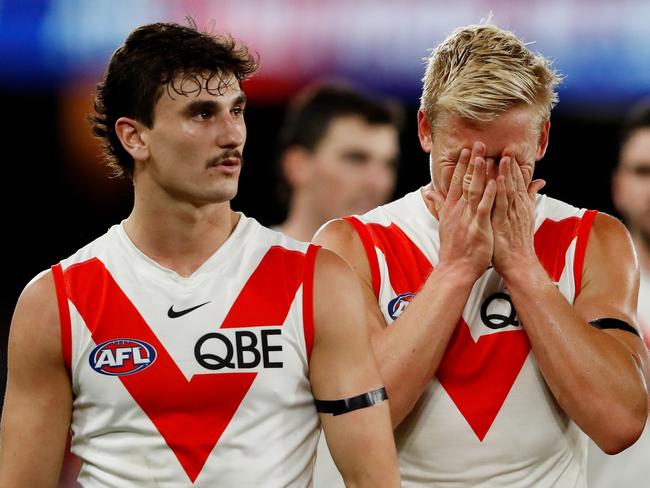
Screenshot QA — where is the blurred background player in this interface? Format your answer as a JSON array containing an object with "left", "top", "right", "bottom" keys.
[
  {"left": 276, "top": 82, "right": 403, "bottom": 241},
  {"left": 587, "top": 99, "right": 650, "bottom": 488},
  {"left": 275, "top": 82, "right": 403, "bottom": 487}
]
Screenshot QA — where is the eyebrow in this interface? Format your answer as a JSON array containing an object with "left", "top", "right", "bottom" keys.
[{"left": 182, "top": 93, "right": 247, "bottom": 115}]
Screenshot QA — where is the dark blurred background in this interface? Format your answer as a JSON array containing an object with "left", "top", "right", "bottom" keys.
[{"left": 1, "top": 0, "right": 649, "bottom": 406}]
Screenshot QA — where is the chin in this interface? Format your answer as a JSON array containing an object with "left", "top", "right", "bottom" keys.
[{"left": 191, "top": 185, "right": 239, "bottom": 205}]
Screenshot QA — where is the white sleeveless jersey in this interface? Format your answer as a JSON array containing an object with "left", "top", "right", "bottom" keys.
[
  {"left": 345, "top": 189, "right": 597, "bottom": 487},
  {"left": 51, "top": 215, "right": 321, "bottom": 487}
]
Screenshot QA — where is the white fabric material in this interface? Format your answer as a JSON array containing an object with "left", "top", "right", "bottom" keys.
[
  {"left": 58, "top": 215, "right": 319, "bottom": 487},
  {"left": 314, "top": 189, "right": 591, "bottom": 488}
]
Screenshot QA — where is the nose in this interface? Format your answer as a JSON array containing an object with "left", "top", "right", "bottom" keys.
[{"left": 216, "top": 116, "right": 245, "bottom": 149}]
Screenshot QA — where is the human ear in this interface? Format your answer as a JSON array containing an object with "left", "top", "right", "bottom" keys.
[
  {"left": 418, "top": 111, "right": 433, "bottom": 153},
  {"left": 115, "top": 117, "right": 150, "bottom": 162},
  {"left": 535, "top": 118, "right": 551, "bottom": 160},
  {"left": 282, "top": 146, "right": 313, "bottom": 190}
]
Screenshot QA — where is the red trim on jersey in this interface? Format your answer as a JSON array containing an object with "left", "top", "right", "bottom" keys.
[
  {"left": 363, "top": 217, "right": 584, "bottom": 441},
  {"left": 533, "top": 216, "right": 580, "bottom": 282},
  {"left": 573, "top": 210, "right": 597, "bottom": 296},
  {"left": 343, "top": 217, "right": 381, "bottom": 298},
  {"left": 51, "top": 263, "right": 72, "bottom": 375},
  {"left": 64, "top": 247, "right": 306, "bottom": 483},
  {"left": 302, "top": 245, "right": 319, "bottom": 362},
  {"left": 366, "top": 223, "right": 433, "bottom": 294}
]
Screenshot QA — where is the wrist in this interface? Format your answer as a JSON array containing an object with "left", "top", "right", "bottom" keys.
[
  {"left": 435, "top": 260, "right": 484, "bottom": 288},
  {"left": 499, "top": 257, "right": 550, "bottom": 288}
]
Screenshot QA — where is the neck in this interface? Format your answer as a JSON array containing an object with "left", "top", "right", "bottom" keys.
[
  {"left": 280, "top": 193, "right": 327, "bottom": 242},
  {"left": 123, "top": 188, "right": 238, "bottom": 277}
]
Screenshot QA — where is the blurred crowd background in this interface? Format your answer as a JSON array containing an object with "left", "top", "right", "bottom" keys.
[{"left": 1, "top": 0, "right": 650, "bottom": 406}]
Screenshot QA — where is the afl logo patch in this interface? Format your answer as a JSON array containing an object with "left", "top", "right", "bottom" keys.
[
  {"left": 387, "top": 292, "right": 415, "bottom": 320},
  {"left": 89, "top": 338, "right": 157, "bottom": 376}
]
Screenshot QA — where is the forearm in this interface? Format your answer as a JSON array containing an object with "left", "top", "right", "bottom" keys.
[
  {"left": 372, "top": 264, "right": 477, "bottom": 426},
  {"left": 504, "top": 261, "right": 648, "bottom": 452}
]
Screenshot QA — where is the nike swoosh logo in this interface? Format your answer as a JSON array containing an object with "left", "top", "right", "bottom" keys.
[{"left": 167, "top": 301, "right": 211, "bottom": 318}]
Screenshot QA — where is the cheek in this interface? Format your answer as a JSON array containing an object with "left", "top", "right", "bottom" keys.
[
  {"left": 435, "top": 163, "right": 456, "bottom": 193},
  {"left": 381, "top": 169, "right": 397, "bottom": 193},
  {"left": 311, "top": 161, "right": 345, "bottom": 190},
  {"left": 628, "top": 180, "right": 650, "bottom": 201}
]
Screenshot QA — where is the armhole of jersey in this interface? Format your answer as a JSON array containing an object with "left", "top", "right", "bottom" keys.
[
  {"left": 302, "top": 244, "right": 319, "bottom": 363},
  {"left": 51, "top": 263, "right": 72, "bottom": 376},
  {"left": 342, "top": 216, "right": 381, "bottom": 299},
  {"left": 573, "top": 209, "right": 598, "bottom": 297}
]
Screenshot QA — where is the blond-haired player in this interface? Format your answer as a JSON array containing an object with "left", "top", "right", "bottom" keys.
[{"left": 315, "top": 23, "right": 649, "bottom": 486}]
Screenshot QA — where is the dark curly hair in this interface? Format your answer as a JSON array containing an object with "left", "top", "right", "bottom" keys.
[{"left": 90, "top": 19, "right": 258, "bottom": 179}]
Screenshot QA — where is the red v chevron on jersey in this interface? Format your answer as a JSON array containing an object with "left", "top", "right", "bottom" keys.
[
  {"left": 63, "top": 246, "right": 307, "bottom": 483},
  {"left": 362, "top": 217, "right": 587, "bottom": 440}
]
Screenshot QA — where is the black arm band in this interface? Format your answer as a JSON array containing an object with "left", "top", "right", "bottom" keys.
[
  {"left": 315, "top": 387, "right": 388, "bottom": 416},
  {"left": 589, "top": 318, "right": 640, "bottom": 337}
]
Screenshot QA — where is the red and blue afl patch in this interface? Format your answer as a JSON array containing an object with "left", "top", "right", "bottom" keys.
[
  {"left": 89, "top": 338, "right": 157, "bottom": 376},
  {"left": 387, "top": 292, "right": 415, "bottom": 320}
]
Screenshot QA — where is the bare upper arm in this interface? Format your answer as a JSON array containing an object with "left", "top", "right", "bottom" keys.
[
  {"left": 314, "top": 219, "right": 387, "bottom": 334},
  {"left": 308, "top": 248, "right": 398, "bottom": 485},
  {"left": 575, "top": 213, "right": 649, "bottom": 379},
  {"left": 0, "top": 271, "right": 73, "bottom": 486},
  {"left": 308, "top": 248, "right": 382, "bottom": 399},
  {"left": 576, "top": 213, "right": 638, "bottom": 323}
]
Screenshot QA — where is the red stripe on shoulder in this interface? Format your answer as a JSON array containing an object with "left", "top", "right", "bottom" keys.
[
  {"left": 221, "top": 245, "right": 307, "bottom": 329},
  {"left": 573, "top": 209, "right": 598, "bottom": 296},
  {"left": 51, "top": 263, "right": 72, "bottom": 375},
  {"left": 366, "top": 222, "right": 432, "bottom": 294},
  {"left": 534, "top": 216, "right": 581, "bottom": 282},
  {"left": 302, "top": 244, "right": 319, "bottom": 362},
  {"left": 343, "top": 216, "right": 381, "bottom": 298}
]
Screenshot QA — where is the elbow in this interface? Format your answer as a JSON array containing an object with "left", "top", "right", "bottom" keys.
[{"left": 594, "top": 403, "right": 648, "bottom": 455}]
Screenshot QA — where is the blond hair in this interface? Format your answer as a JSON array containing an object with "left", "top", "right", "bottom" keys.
[{"left": 420, "top": 23, "right": 561, "bottom": 133}]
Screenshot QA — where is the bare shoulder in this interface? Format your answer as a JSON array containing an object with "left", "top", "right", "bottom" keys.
[
  {"left": 314, "top": 218, "right": 359, "bottom": 253},
  {"left": 10, "top": 270, "right": 62, "bottom": 360},
  {"left": 585, "top": 212, "right": 636, "bottom": 270},
  {"left": 577, "top": 212, "right": 639, "bottom": 322},
  {"left": 314, "top": 218, "right": 371, "bottom": 282},
  {"left": 591, "top": 212, "right": 633, "bottom": 242}
]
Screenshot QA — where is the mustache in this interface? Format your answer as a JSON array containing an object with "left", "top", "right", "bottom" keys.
[{"left": 206, "top": 150, "right": 243, "bottom": 167}]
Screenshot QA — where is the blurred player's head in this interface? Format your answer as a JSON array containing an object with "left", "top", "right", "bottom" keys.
[
  {"left": 612, "top": 101, "right": 650, "bottom": 249},
  {"left": 91, "top": 20, "right": 258, "bottom": 181},
  {"left": 278, "top": 82, "right": 402, "bottom": 239},
  {"left": 417, "top": 23, "right": 561, "bottom": 197}
]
